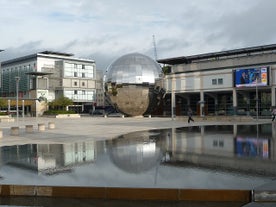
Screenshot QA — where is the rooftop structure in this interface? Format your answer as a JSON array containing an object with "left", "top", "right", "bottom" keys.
[
  {"left": 158, "top": 43, "right": 276, "bottom": 65},
  {"left": 2, "top": 51, "right": 95, "bottom": 66}
]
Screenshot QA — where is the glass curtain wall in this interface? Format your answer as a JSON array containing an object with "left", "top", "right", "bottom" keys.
[
  {"left": 237, "top": 90, "right": 271, "bottom": 116},
  {"left": 64, "top": 63, "right": 94, "bottom": 78}
]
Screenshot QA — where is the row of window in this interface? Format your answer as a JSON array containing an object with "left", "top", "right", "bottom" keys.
[
  {"left": 2, "top": 63, "right": 36, "bottom": 74},
  {"left": 64, "top": 63, "right": 94, "bottom": 78},
  {"left": 2, "top": 73, "right": 29, "bottom": 92},
  {"left": 64, "top": 90, "right": 95, "bottom": 101},
  {"left": 213, "top": 140, "right": 224, "bottom": 147},
  {"left": 64, "top": 69, "right": 94, "bottom": 78},
  {"left": 64, "top": 63, "right": 94, "bottom": 70},
  {"left": 74, "top": 81, "right": 86, "bottom": 87},
  {"left": 212, "top": 78, "right": 223, "bottom": 85}
]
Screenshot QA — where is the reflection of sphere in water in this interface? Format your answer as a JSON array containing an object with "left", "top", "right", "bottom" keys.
[
  {"left": 108, "top": 131, "right": 162, "bottom": 173},
  {"left": 105, "top": 53, "right": 163, "bottom": 116}
]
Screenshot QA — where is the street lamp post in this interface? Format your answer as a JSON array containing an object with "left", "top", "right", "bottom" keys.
[
  {"left": 171, "top": 77, "right": 175, "bottom": 120},
  {"left": 15, "top": 76, "right": 20, "bottom": 124},
  {"left": 256, "top": 76, "right": 259, "bottom": 122}
]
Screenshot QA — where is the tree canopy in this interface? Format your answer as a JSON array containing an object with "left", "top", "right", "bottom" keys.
[
  {"left": 48, "top": 96, "right": 73, "bottom": 111},
  {"left": 162, "top": 65, "right": 171, "bottom": 74},
  {"left": 0, "top": 98, "right": 7, "bottom": 109}
]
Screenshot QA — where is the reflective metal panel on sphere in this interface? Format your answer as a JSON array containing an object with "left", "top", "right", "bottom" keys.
[{"left": 105, "top": 53, "right": 163, "bottom": 116}]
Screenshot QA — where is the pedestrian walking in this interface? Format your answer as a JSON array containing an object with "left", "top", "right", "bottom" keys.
[
  {"left": 187, "top": 108, "right": 194, "bottom": 123},
  {"left": 272, "top": 108, "right": 276, "bottom": 121}
]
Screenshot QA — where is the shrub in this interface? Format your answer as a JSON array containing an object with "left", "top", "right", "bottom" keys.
[{"left": 48, "top": 97, "right": 73, "bottom": 111}]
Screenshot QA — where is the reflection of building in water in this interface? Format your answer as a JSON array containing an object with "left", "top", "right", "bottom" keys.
[
  {"left": 167, "top": 124, "right": 276, "bottom": 176},
  {"left": 1, "top": 141, "right": 95, "bottom": 175},
  {"left": 107, "top": 131, "right": 165, "bottom": 173},
  {"left": 171, "top": 125, "right": 234, "bottom": 157},
  {"left": 235, "top": 124, "right": 272, "bottom": 159}
]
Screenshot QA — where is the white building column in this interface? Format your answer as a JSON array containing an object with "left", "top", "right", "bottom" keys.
[
  {"left": 171, "top": 77, "right": 176, "bottom": 120},
  {"left": 233, "top": 124, "right": 237, "bottom": 137},
  {"left": 233, "top": 88, "right": 237, "bottom": 115},
  {"left": 272, "top": 124, "right": 276, "bottom": 159},
  {"left": 46, "top": 77, "right": 49, "bottom": 89},
  {"left": 271, "top": 87, "right": 276, "bottom": 107},
  {"left": 8, "top": 99, "right": 10, "bottom": 113},
  {"left": 200, "top": 90, "right": 204, "bottom": 116},
  {"left": 22, "top": 100, "right": 25, "bottom": 119}
]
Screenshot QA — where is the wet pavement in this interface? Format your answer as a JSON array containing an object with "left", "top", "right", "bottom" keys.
[{"left": 0, "top": 115, "right": 275, "bottom": 206}]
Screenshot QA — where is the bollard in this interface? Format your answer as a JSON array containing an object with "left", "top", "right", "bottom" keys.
[
  {"left": 48, "top": 122, "right": 55, "bottom": 129},
  {"left": 10, "top": 126, "right": 19, "bottom": 136},
  {"left": 25, "top": 125, "right": 33, "bottom": 133},
  {"left": 0, "top": 129, "right": 2, "bottom": 138},
  {"left": 38, "top": 123, "right": 45, "bottom": 132}
]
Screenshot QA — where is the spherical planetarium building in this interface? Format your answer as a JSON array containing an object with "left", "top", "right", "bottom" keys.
[
  {"left": 105, "top": 53, "right": 164, "bottom": 116},
  {"left": 108, "top": 131, "right": 164, "bottom": 173}
]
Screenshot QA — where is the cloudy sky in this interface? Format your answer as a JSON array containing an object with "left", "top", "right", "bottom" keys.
[{"left": 0, "top": 0, "right": 276, "bottom": 70}]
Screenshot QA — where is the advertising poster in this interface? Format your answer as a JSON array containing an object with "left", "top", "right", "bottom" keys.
[
  {"left": 235, "top": 136, "right": 269, "bottom": 158},
  {"left": 235, "top": 67, "right": 268, "bottom": 87}
]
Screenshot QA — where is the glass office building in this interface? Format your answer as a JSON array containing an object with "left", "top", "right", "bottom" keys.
[{"left": 0, "top": 51, "right": 98, "bottom": 115}]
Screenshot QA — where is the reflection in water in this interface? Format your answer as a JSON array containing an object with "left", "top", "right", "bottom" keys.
[
  {"left": 1, "top": 142, "right": 95, "bottom": 175},
  {"left": 0, "top": 123, "right": 275, "bottom": 189},
  {"left": 235, "top": 124, "right": 270, "bottom": 158},
  {"left": 107, "top": 131, "right": 163, "bottom": 173},
  {"left": 167, "top": 124, "right": 276, "bottom": 176}
]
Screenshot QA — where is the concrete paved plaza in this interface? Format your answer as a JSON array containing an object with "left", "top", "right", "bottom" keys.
[{"left": 0, "top": 116, "right": 271, "bottom": 146}]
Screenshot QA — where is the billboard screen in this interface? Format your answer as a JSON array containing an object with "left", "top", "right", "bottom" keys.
[
  {"left": 234, "top": 66, "right": 269, "bottom": 88},
  {"left": 235, "top": 136, "right": 269, "bottom": 159}
]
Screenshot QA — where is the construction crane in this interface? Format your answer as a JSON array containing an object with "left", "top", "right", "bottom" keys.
[{"left": 152, "top": 35, "right": 158, "bottom": 60}]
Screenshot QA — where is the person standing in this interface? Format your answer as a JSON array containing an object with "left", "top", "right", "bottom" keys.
[
  {"left": 240, "top": 71, "right": 247, "bottom": 84},
  {"left": 187, "top": 108, "right": 194, "bottom": 123},
  {"left": 272, "top": 108, "right": 276, "bottom": 121}
]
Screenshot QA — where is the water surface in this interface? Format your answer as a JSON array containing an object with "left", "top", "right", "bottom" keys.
[{"left": 0, "top": 123, "right": 275, "bottom": 190}]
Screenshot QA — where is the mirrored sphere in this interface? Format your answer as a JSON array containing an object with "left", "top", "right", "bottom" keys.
[
  {"left": 108, "top": 131, "right": 163, "bottom": 173},
  {"left": 105, "top": 53, "right": 163, "bottom": 116}
]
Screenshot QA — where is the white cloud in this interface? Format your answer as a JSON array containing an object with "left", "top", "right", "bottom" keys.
[{"left": 0, "top": 0, "right": 275, "bottom": 69}]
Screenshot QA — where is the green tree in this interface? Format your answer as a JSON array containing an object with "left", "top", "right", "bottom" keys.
[
  {"left": 0, "top": 98, "right": 7, "bottom": 109},
  {"left": 48, "top": 96, "right": 73, "bottom": 111},
  {"left": 162, "top": 65, "right": 171, "bottom": 74}
]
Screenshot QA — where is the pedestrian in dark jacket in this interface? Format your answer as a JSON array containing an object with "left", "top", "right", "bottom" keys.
[
  {"left": 188, "top": 108, "right": 194, "bottom": 123},
  {"left": 272, "top": 108, "right": 276, "bottom": 121}
]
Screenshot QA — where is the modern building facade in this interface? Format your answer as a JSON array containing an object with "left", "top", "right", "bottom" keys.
[
  {"left": 0, "top": 51, "right": 98, "bottom": 115},
  {"left": 3, "top": 44, "right": 276, "bottom": 118},
  {"left": 95, "top": 69, "right": 105, "bottom": 108},
  {"left": 158, "top": 44, "right": 276, "bottom": 117}
]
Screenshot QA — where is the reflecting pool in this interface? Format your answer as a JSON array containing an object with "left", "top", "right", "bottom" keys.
[{"left": 0, "top": 123, "right": 275, "bottom": 190}]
